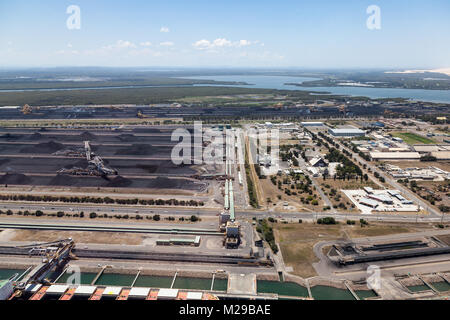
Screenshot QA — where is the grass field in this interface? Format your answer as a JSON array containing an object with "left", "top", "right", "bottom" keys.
[{"left": 391, "top": 132, "right": 435, "bottom": 145}]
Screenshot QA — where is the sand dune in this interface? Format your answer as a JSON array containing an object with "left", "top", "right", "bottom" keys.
[{"left": 386, "top": 68, "right": 450, "bottom": 76}]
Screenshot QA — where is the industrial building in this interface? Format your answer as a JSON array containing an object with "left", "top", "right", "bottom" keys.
[
  {"left": 330, "top": 237, "right": 450, "bottom": 266},
  {"left": 328, "top": 128, "right": 366, "bottom": 137},
  {"left": 359, "top": 198, "right": 379, "bottom": 208},
  {"left": 370, "top": 152, "right": 422, "bottom": 161},
  {"left": 431, "top": 151, "right": 450, "bottom": 160},
  {"left": 301, "top": 122, "right": 324, "bottom": 127},
  {"left": 342, "top": 189, "right": 418, "bottom": 214},
  {"left": 156, "top": 236, "right": 201, "bottom": 247}
]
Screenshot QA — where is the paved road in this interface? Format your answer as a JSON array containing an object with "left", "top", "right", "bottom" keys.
[{"left": 298, "top": 157, "right": 336, "bottom": 213}]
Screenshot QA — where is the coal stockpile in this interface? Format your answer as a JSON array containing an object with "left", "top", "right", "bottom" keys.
[
  {"left": 146, "top": 177, "right": 207, "bottom": 191},
  {"left": 0, "top": 103, "right": 387, "bottom": 121},
  {"left": 48, "top": 174, "right": 79, "bottom": 186},
  {"left": 0, "top": 173, "right": 205, "bottom": 191},
  {"left": 0, "top": 157, "right": 197, "bottom": 176},
  {"left": 0, "top": 127, "right": 211, "bottom": 193},
  {"left": 0, "top": 133, "right": 21, "bottom": 141},
  {"left": 79, "top": 131, "right": 97, "bottom": 141},
  {"left": 0, "top": 173, "right": 32, "bottom": 185},
  {"left": 19, "top": 141, "right": 65, "bottom": 154},
  {"left": 109, "top": 159, "right": 196, "bottom": 175},
  {"left": 115, "top": 144, "right": 157, "bottom": 156},
  {"left": 0, "top": 131, "right": 184, "bottom": 145},
  {"left": 105, "top": 176, "right": 133, "bottom": 188}
]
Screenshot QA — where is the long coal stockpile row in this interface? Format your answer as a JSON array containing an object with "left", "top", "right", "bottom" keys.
[
  {"left": 0, "top": 157, "right": 197, "bottom": 176},
  {"left": 0, "top": 104, "right": 386, "bottom": 120},
  {"left": 0, "top": 173, "right": 206, "bottom": 190}
]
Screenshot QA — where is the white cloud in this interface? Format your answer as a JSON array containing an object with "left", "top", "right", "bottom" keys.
[
  {"left": 193, "top": 38, "right": 257, "bottom": 50},
  {"left": 160, "top": 27, "right": 170, "bottom": 33},
  {"left": 140, "top": 41, "right": 152, "bottom": 47},
  {"left": 56, "top": 49, "right": 79, "bottom": 55},
  {"left": 193, "top": 39, "right": 211, "bottom": 50},
  {"left": 159, "top": 41, "right": 174, "bottom": 47},
  {"left": 104, "top": 40, "right": 137, "bottom": 50}
]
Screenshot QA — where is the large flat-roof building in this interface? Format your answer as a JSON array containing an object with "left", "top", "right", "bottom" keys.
[
  {"left": 370, "top": 152, "right": 421, "bottom": 161},
  {"left": 301, "top": 122, "right": 324, "bottom": 127},
  {"left": 328, "top": 128, "right": 366, "bottom": 137},
  {"left": 431, "top": 151, "right": 450, "bottom": 160}
]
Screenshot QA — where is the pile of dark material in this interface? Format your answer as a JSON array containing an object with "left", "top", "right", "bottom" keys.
[
  {"left": 117, "top": 134, "right": 136, "bottom": 142},
  {"left": 49, "top": 174, "right": 78, "bottom": 186},
  {"left": 79, "top": 131, "right": 97, "bottom": 141},
  {"left": 19, "top": 141, "right": 64, "bottom": 154},
  {"left": 63, "top": 159, "right": 88, "bottom": 169},
  {"left": 0, "top": 133, "right": 19, "bottom": 140},
  {"left": 106, "top": 176, "right": 132, "bottom": 187},
  {"left": 0, "top": 173, "right": 32, "bottom": 184},
  {"left": 0, "top": 159, "right": 11, "bottom": 166},
  {"left": 115, "top": 144, "right": 153, "bottom": 156},
  {"left": 29, "top": 132, "right": 44, "bottom": 140}
]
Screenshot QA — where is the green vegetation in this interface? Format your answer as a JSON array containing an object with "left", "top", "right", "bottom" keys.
[
  {"left": 0, "top": 194, "right": 204, "bottom": 207},
  {"left": 256, "top": 219, "right": 279, "bottom": 254},
  {"left": 391, "top": 132, "right": 435, "bottom": 145},
  {"left": 245, "top": 144, "right": 259, "bottom": 208},
  {"left": 0, "top": 85, "right": 334, "bottom": 106},
  {"left": 317, "top": 217, "right": 337, "bottom": 225}
]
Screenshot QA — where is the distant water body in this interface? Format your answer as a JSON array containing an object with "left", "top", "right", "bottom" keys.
[
  {"left": 1, "top": 75, "right": 449, "bottom": 104},
  {"left": 184, "top": 75, "right": 450, "bottom": 104}
]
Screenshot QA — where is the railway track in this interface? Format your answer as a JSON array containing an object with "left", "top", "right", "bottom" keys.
[{"left": 0, "top": 223, "right": 224, "bottom": 236}]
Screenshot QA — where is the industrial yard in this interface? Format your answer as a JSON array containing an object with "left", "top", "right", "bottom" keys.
[{"left": 0, "top": 127, "right": 222, "bottom": 203}]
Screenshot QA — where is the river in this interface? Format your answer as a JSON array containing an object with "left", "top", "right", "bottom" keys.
[{"left": 184, "top": 75, "right": 450, "bottom": 104}]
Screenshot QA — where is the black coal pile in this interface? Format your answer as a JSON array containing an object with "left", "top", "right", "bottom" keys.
[
  {"left": 79, "top": 132, "right": 97, "bottom": 141},
  {"left": 148, "top": 177, "right": 179, "bottom": 189},
  {"left": 0, "top": 173, "right": 32, "bottom": 185},
  {"left": 136, "top": 164, "right": 158, "bottom": 173},
  {"left": 0, "top": 133, "right": 19, "bottom": 140},
  {"left": 106, "top": 176, "right": 132, "bottom": 188},
  {"left": 0, "top": 159, "right": 11, "bottom": 166},
  {"left": 117, "top": 134, "right": 136, "bottom": 142},
  {"left": 63, "top": 159, "right": 87, "bottom": 169},
  {"left": 49, "top": 174, "right": 78, "bottom": 186},
  {"left": 20, "top": 141, "right": 65, "bottom": 154},
  {"left": 28, "top": 132, "right": 43, "bottom": 140},
  {"left": 115, "top": 144, "right": 153, "bottom": 156}
]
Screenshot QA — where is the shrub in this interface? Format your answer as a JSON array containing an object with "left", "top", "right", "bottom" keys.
[{"left": 317, "top": 217, "right": 337, "bottom": 225}]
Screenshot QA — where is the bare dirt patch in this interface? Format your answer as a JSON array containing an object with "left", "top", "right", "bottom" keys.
[{"left": 11, "top": 230, "right": 144, "bottom": 245}]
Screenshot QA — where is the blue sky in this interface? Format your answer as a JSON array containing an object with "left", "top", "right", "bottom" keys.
[{"left": 0, "top": 0, "right": 449, "bottom": 68}]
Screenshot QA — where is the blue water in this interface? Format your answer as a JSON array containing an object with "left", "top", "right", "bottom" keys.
[
  {"left": 2, "top": 74, "right": 448, "bottom": 103},
  {"left": 183, "top": 75, "right": 450, "bottom": 103}
]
